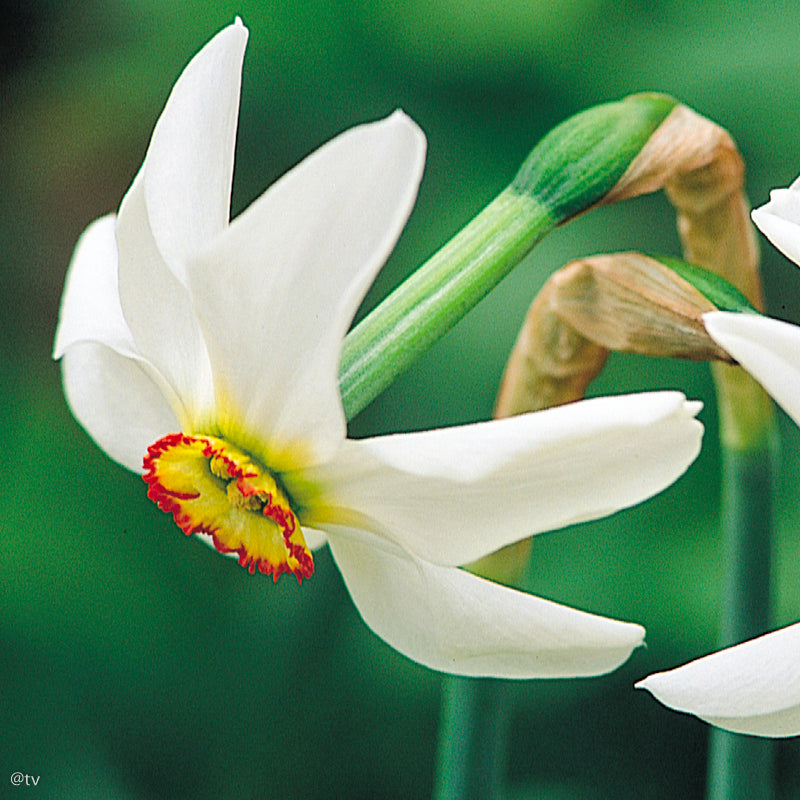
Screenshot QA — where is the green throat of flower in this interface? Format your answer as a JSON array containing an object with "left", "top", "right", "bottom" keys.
[{"left": 143, "top": 433, "right": 313, "bottom": 583}]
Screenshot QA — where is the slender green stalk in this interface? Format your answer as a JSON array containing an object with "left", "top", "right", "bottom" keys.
[
  {"left": 432, "top": 677, "right": 510, "bottom": 800},
  {"left": 706, "top": 365, "right": 775, "bottom": 800},
  {"left": 339, "top": 94, "right": 677, "bottom": 419},
  {"left": 340, "top": 189, "right": 553, "bottom": 419}
]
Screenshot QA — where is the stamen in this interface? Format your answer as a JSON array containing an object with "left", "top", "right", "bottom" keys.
[{"left": 143, "top": 433, "right": 313, "bottom": 583}]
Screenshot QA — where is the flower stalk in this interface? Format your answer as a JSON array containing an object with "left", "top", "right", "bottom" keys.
[
  {"left": 339, "top": 188, "right": 552, "bottom": 419},
  {"left": 706, "top": 443, "right": 774, "bottom": 800},
  {"left": 433, "top": 677, "right": 509, "bottom": 800},
  {"left": 339, "top": 94, "right": 678, "bottom": 419}
]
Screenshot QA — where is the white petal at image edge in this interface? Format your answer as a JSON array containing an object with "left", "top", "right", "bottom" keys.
[
  {"left": 751, "top": 178, "right": 800, "bottom": 267},
  {"left": 637, "top": 622, "right": 800, "bottom": 737},
  {"left": 704, "top": 311, "right": 800, "bottom": 427},
  {"left": 144, "top": 20, "right": 247, "bottom": 276}
]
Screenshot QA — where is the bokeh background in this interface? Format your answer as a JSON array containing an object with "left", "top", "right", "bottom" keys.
[{"left": 3, "top": 0, "right": 800, "bottom": 797}]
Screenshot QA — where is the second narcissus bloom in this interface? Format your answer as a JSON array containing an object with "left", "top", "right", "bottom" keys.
[
  {"left": 637, "top": 174, "right": 800, "bottom": 736},
  {"left": 638, "top": 310, "right": 800, "bottom": 735},
  {"left": 54, "top": 20, "right": 703, "bottom": 678}
]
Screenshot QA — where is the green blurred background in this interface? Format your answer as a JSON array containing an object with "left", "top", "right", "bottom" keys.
[{"left": 3, "top": 0, "right": 800, "bottom": 797}]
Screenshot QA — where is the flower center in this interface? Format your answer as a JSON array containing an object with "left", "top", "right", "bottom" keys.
[{"left": 143, "top": 433, "right": 313, "bottom": 582}]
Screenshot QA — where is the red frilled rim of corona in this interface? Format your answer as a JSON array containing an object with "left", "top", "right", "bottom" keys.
[{"left": 143, "top": 433, "right": 314, "bottom": 583}]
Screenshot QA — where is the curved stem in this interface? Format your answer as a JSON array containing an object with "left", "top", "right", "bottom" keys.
[
  {"left": 340, "top": 189, "right": 552, "bottom": 420},
  {"left": 339, "top": 94, "right": 677, "bottom": 420}
]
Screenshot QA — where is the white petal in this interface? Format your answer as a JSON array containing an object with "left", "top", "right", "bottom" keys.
[
  {"left": 187, "top": 111, "right": 426, "bottom": 467},
  {"left": 327, "top": 532, "right": 644, "bottom": 678},
  {"left": 751, "top": 176, "right": 800, "bottom": 266},
  {"left": 54, "top": 215, "right": 187, "bottom": 449},
  {"left": 116, "top": 171, "right": 215, "bottom": 430},
  {"left": 636, "top": 623, "right": 800, "bottom": 737},
  {"left": 110, "top": 21, "right": 246, "bottom": 429},
  {"left": 62, "top": 343, "right": 180, "bottom": 472},
  {"left": 704, "top": 311, "right": 800, "bottom": 427},
  {"left": 302, "top": 392, "right": 702, "bottom": 566},
  {"left": 143, "top": 20, "right": 247, "bottom": 279},
  {"left": 53, "top": 215, "right": 136, "bottom": 359}
]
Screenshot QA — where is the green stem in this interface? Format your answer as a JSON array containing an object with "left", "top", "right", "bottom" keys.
[
  {"left": 339, "top": 94, "right": 678, "bottom": 420},
  {"left": 706, "top": 365, "right": 775, "bottom": 800},
  {"left": 432, "top": 677, "right": 510, "bottom": 800},
  {"left": 340, "top": 189, "right": 553, "bottom": 419}
]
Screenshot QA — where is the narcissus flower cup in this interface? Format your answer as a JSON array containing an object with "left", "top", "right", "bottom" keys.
[{"left": 54, "top": 19, "right": 704, "bottom": 678}]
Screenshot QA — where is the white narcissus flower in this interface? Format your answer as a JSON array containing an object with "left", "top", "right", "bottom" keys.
[
  {"left": 637, "top": 177, "right": 800, "bottom": 735},
  {"left": 54, "top": 19, "right": 704, "bottom": 678}
]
